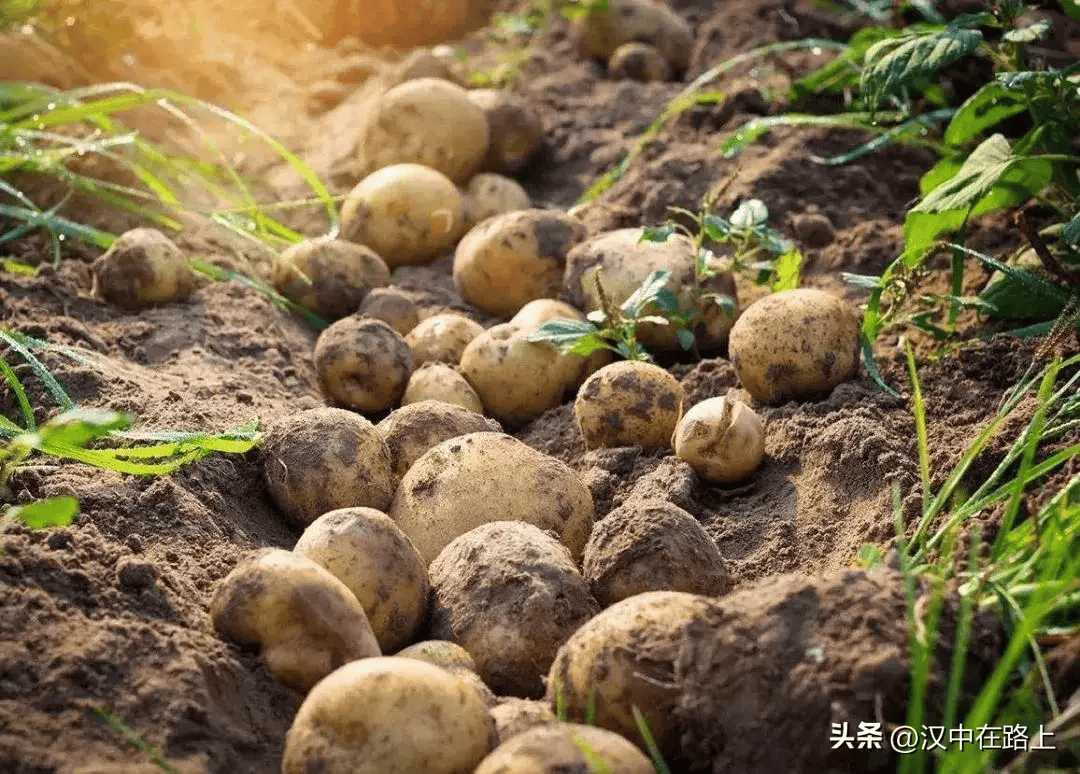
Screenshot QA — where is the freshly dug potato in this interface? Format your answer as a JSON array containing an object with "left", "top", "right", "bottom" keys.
[
  {"left": 463, "top": 173, "right": 531, "bottom": 228},
  {"left": 511, "top": 299, "right": 613, "bottom": 388},
  {"left": 387, "top": 48, "right": 464, "bottom": 87},
  {"left": 672, "top": 395, "right": 765, "bottom": 484},
  {"left": 429, "top": 521, "right": 599, "bottom": 697},
  {"left": 263, "top": 407, "right": 395, "bottom": 528},
  {"left": 293, "top": 508, "right": 428, "bottom": 653},
  {"left": 575, "top": 361, "right": 684, "bottom": 450},
  {"left": 608, "top": 41, "right": 670, "bottom": 82},
  {"left": 728, "top": 288, "right": 861, "bottom": 404},
  {"left": 315, "top": 317, "right": 415, "bottom": 413},
  {"left": 475, "top": 723, "right": 655, "bottom": 774},
  {"left": 571, "top": 0, "right": 693, "bottom": 73},
  {"left": 401, "top": 363, "right": 486, "bottom": 414},
  {"left": 489, "top": 699, "right": 558, "bottom": 745},
  {"left": 271, "top": 237, "right": 390, "bottom": 320},
  {"left": 454, "top": 209, "right": 587, "bottom": 317},
  {"left": 404, "top": 312, "right": 484, "bottom": 365},
  {"left": 388, "top": 432, "right": 594, "bottom": 563},
  {"left": 459, "top": 323, "right": 569, "bottom": 426},
  {"left": 91, "top": 227, "right": 194, "bottom": 310},
  {"left": 210, "top": 548, "right": 381, "bottom": 693},
  {"left": 396, "top": 639, "right": 476, "bottom": 671},
  {"left": 358, "top": 287, "right": 421, "bottom": 335},
  {"left": 341, "top": 163, "right": 465, "bottom": 267},
  {"left": 583, "top": 499, "right": 729, "bottom": 607},
  {"left": 355, "top": 77, "right": 489, "bottom": 183},
  {"left": 377, "top": 400, "right": 502, "bottom": 479},
  {"left": 282, "top": 657, "right": 495, "bottom": 774},
  {"left": 466, "top": 89, "right": 544, "bottom": 174}
]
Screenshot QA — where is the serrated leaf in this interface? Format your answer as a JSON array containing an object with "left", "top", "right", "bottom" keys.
[
  {"left": 943, "top": 83, "right": 1027, "bottom": 147},
  {"left": 621, "top": 270, "right": 672, "bottom": 317},
  {"left": 5, "top": 496, "right": 79, "bottom": 530},
  {"left": 703, "top": 214, "right": 733, "bottom": 241},
  {"left": 730, "top": 199, "right": 768, "bottom": 228},
  {"left": 639, "top": 225, "right": 676, "bottom": 243},
  {"left": 1002, "top": 19, "right": 1051, "bottom": 43},
  {"left": 569, "top": 334, "right": 616, "bottom": 358},
  {"left": 677, "top": 328, "right": 696, "bottom": 351},
  {"left": 528, "top": 318, "right": 598, "bottom": 347},
  {"left": 771, "top": 248, "right": 803, "bottom": 291},
  {"left": 861, "top": 27, "right": 983, "bottom": 111}
]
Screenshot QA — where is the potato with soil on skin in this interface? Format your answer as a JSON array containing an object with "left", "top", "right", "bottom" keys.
[
  {"left": 429, "top": 521, "right": 600, "bottom": 697},
  {"left": 270, "top": 237, "right": 390, "bottom": 321},
  {"left": 358, "top": 287, "right": 421, "bottom": 335},
  {"left": 575, "top": 360, "right": 684, "bottom": 450},
  {"left": 728, "top": 288, "right": 861, "bottom": 405},
  {"left": 91, "top": 227, "right": 194, "bottom": 310},
  {"left": 377, "top": 400, "right": 502, "bottom": 479},
  {"left": 388, "top": 432, "right": 594, "bottom": 564},
  {"left": 583, "top": 499, "right": 730, "bottom": 607},
  {"left": 571, "top": 0, "right": 694, "bottom": 75},
  {"left": 386, "top": 48, "right": 464, "bottom": 87},
  {"left": 672, "top": 395, "right": 765, "bottom": 485},
  {"left": 454, "top": 209, "right": 587, "bottom": 317},
  {"left": 293, "top": 507, "right": 428, "bottom": 653},
  {"left": 263, "top": 407, "right": 395, "bottom": 528},
  {"left": 282, "top": 656, "right": 495, "bottom": 774},
  {"left": 489, "top": 698, "right": 558, "bottom": 745},
  {"left": 475, "top": 722, "right": 656, "bottom": 774},
  {"left": 466, "top": 88, "right": 545, "bottom": 174},
  {"left": 210, "top": 548, "right": 381, "bottom": 693},
  {"left": 315, "top": 317, "right": 414, "bottom": 413},
  {"left": 341, "top": 163, "right": 465, "bottom": 268},
  {"left": 404, "top": 311, "right": 484, "bottom": 365},
  {"left": 396, "top": 639, "right": 498, "bottom": 707},
  {"left": 355, "top": 77, "right": 489, "bottom": 184},
  {"left": 401, "top": 362, "right": 486, "bottom": 414},
  {"left": 511, "top": 298, "right": 614, "bottom": 388},
  {"left": 463, "top": 172, "right": 531, "bottom": 229},
  {"left": 608, "top": 41, "right": 671, "bottom": 82}
]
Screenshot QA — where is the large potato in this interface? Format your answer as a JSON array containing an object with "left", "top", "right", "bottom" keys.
[
  {"left": 405, "top": 312, "right": 484, "bottom": 365},
  {"left": 429, "top": 521, "right": 599, "bottom": 697},
  {"left": 355, "top": 78, "right": 489, "bottom": 183},
  {"left": 91, "top": 228, "right": 194, "bottom": 310},
  {"left": 574, "top": 361, "right": 684, "bottom": 450},
  {"left": 727, "top": 288, "right": 861, "bottom": 404},
  {"left": 466, "top": 89, "right": 544, "bottom": 174},
  {"left": 401, "top": 363, "right": 486, "bottom": 414},
  {"left": 454, "top": 209, "right": 587, "bottom": 317},
  {"left": 377, "top": 399, "right": 502, "bottom": 478},
  {"left": 388, "top": 432, "right": 594, "bottom": 563},
  {"left": 315, "top": 317, "right": 415, "bottom": 413},
  {"left": 341, "top": 163, "right": 465, "bottom": 267},
  {"left": 271, "top": 237, "right": 390, "bottom": 320},
  {"left": 571, "top": 0, "right": 693, "bottom": 73},
  {"left": 475, "top": 723, "right": 656, "bottom": 774}
]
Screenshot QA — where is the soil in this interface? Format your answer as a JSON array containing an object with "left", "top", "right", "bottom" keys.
[{"left": 1, "top": 1, "right": 1078, "bottom": 773}]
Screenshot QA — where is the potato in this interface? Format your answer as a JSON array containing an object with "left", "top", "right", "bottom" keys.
[
  {"left": 466, "top": 89, "right": 544, "bottom": 174},
  {"left": 475, "top": 723, "right": 655, "bottom": 774},
  {"left": 263, "top": 407, "right": 395, "bottom": 528},
  {"left": 672, "top": 395, "right": 765, "bottom": 484},
  {"left": 727, "top": 288, "right": 861, "bottom": 404},
  {"left": 271, "top": 237, "right": 390, "bottom": 321},
  {"left": 91, "top": 227, "right": 194, "bottom": 310},
  {"left": 358, "top": 287, "right": 421, "bottom": 335},
  {"left": 489, "top": 699, "right": 558, "bottom": 745},
  {"left": 355, "top": 77, "right": 489, "bottom": 184},
  {"left": 429, "top": 521, "right": 599, "bottom": 697},
  {"left": 608, "top": 41, "right": 671, "bottom": 82},
  {"left": 377, "top": 400, "right": 502, "bottom": 479},
  {"left": 396, "top": 640, "right": 476, "bottom": 671},
  {"left": 282, "top": 657, "right": 495, "bottom": 774},
  {"left": 463, "top": 173, "right": 531, "bottom": 229},
  {"left": 210, "top": 548, "right": 381, "bottom": 693},
  {"left": 571, "top": 0, "right": 693, "bottom": 73},
  {"left": 315, "top": 317, "right": 415, "bottom": 413},
  {"left": 546, "top": 590, "right": 720, "bottom": 760},
  {"left": 454, "top": 209, "right": 587, "bottom": 317},
  {"left": 575, "top": 361, "right": 684, "bottom": 450},
  {"left": 459, "top": 323, "right": 569, "bottom": 427},
  {"left": 401, "top": 363, "right": 486, "bottom": 414},
  {"left": 388, "top": 432, "right": 594, "bottom": 563},
  {"left": 583, "top": 499, "right": 729, "bottom": 607},
  {"left": 293, "top": 507, "right": 428, "bottom": 653},
  {"left": 341, "top": 163, "right": 465, "bottom": 268},
  {"left": 511, "top": 299, "right": 613, "bottom": 388},
  {"left": 387, "top": 49, "right": 464, "bottom": 87},
  {"left": 405, "top": 312, "right": 484, "bottom": 365}
]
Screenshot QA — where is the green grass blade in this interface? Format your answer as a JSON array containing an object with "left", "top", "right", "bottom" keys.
[
  {"left": 0, "top": 355, "right": 35, "bottom": 430},
  {"left": 0, "top": 328, "right": 75, "bottom": 410},
  {"left": 904, "top": 340, "right": 932, "bottom": 509},
  {"left": 631, "top": 706, "right": 671, "bottom": 774},
  {"left": 189, "top": 259, "right": 328, "bottom": 330}
]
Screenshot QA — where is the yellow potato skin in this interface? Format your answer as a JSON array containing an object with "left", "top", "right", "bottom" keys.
[
  {"left": 466, "top": 89, "right": 544, "bottom": 174},
  {"left": 402, "top": 363, "right": 486, "bottom": 414},
  {"left": 474, "top": 723, "right": 656, "bottom": 774},
  {"left": 405, "top": 312, "right": 484, "bottom": 365},
  {"left": 314, "top": 317, "right": 415, "bottom": 413},
  {"left": 671, "top": 396, "right": 765, "bottom": 485},
  {"left": 574, "top": 361, "right": 684, "bottom": 450},
  {"left": 572, "top": 0, "right": 693, "bottom": 73},
  {"left": 271, "top": 237, "right": 390, "bottom": 320}
]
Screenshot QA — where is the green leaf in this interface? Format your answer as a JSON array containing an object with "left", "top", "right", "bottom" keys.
[
  {"left": 706, "top": 293, "right": 738, "bottom": 316},
  {"left": 570, "top": 335, "right": 617, "bottom": 358},
  {"left": 528, "top": 318, "right": 598, "bottom": 348},
  {"left": 676, "top": 328, "right": 695, "bottom": 351},
  {"left": 637, "top": 315, "right": 672, "bottom": 327},
  {"left": 771, "top": 248, "right": 803, "bottom": 291},
  {"left": 5, "top": 497, "right": 79, "bottom": 530},
  {"left": 730, "top": 199, "right": 768, "bottom": 228},
  {"left": 1062, "top": 211, "right": 1080, "bottom": 247},
  {"left": 703, "top": 214, "right": 732, "bottom": 241},
  {"left": 1002, "top": 18, "right": 1051, "bottom": 43},
  {"left": 621, "top": 270, "right": 673, "bottom": 318},
  {"left": 639, "top": 225, "right": 676, "bottom": 243},
  {"left": 842, "top": 272, "right": 884, "bottom": 289},
  {"left": 919, "top": 153, "right": 967, "bottom": 195},
  {"left": 943, "top": 83, "right": 1027, "bottom": 147},
  {"left": 36, "top": 409, "right": 133, "bottom": 449},
  {"left": 1061, "top": 0, "right": 1080, "bottom": 21},
  {"left": 861, "top": 26, "right": 983, "bottom": 111}
]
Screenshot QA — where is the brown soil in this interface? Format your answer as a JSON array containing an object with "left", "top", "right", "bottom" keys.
[{"left": 2, "top": 2, "right": 1078, "bottom": 773}]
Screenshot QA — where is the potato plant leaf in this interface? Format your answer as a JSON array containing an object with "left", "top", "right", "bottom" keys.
[
  {"left": 5, "top": 497, "right": 80, "bottom": 530},
  {"left": 730, "top": 199, "right": 768, "bottom": 228},
  {"left": 621, "top": 270, "right": 674, "bottom": 317},
  {"left": 943, "top": 83, "right": 1027, "bottom": 147},
  {"left": 1062, "top": 211, "right": 1080, "bottom": 247},
  {"left": 1002, "top": 18, "right": 1051, "bottom": 43},
  {"left": 528, "top": 318, "right": 598, "bottom": 348},
  {"left": 771, "top": 248, "right": 803, "bottom": 291},
  {"left": 861, "top": 25, "right": 983, "bottom": 111},
  {"left": 640, "top": 225, "right": 676, "bottom": 243}
]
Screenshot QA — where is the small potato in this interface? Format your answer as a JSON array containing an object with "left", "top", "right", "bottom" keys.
[
  {"left": 672, "top": 396, "right": 765, "bottom": 484},
  {"left": 294, "top": 508, "right": 428, "bottom": 653},
  {"left": 315, "top": 317, "right": 415, "bottom": 413},
  {"left": 571, "top": 0, "right": 693, "bottom": 73},
  {"left": 355, "top": 78, "right": 490, "bottom": 183},
  {"left": 608, "top": 41, "right": 670, "bottom": 82},
  {"left": 583, "top": 499, "right": 729, "bottom": 607},
  {"left": 377, "top": 400, "right": 502, "bottom": 479},
  {"left": 454, "top": 209, "right": 587, "bottom": 317},
  {"left": 489, "top": 699, "right": 558, "bottom": 745},
  {"left": 405, "top": 312, "right": 484, "bottom": 365},
  {"left": 727, "top": 288, "right": 861, "bottom": 404},
  {"left": 387, "top": 49, "right": 464, "bottom": 87},
  {"left": 341, "top": 163, "right": 465, "bottom": 267},
  {"left": 358, "top": 287, "right": 421, "bottom": 335},
  {"left": 282, "top": 657, "right": 495, "bottom": 774},
  {"left": 575, "top": 361, "right": 684, "bottom": 450},
  {"left": 429, "top": 521, "right": 599, "bottom": 697},
  {"left": 466, "top": 89, "right": 544, "bottom": 174},
  {"left": 388, "top": 432, "right": 594, "bottom": 564},
  {"left": 91, "top": 227, "right": 194, "bottom": 310},
  {"left": 271, "top": 237, "right": 390, "bottom": 320},
  {"left": 463, "top": 173, "right": 531, "bottom": 229},
  {"left": 475, "top": 723, "right": 655, "bottom": 774},
  {"left": 263, "top": 407, "right": 395, "bottom": 528},
  {"left": 401, "top": 363, "right": 486, "bottom": 414},
  {"left": 210, "top": 548, "right": 381, "bottom": 693},
  {"left": 396, "top": 640, "right": 476, "bottom": 671}
]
